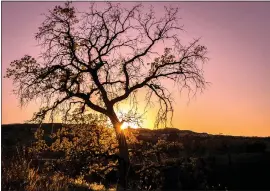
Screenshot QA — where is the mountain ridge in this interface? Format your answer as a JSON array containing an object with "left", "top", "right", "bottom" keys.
[{"left": 2, "top": 123, "right": 269, "bottom": 138}]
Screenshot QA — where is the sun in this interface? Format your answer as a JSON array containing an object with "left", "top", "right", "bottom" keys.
[{"left": 120, "top": 121, "right": 139, "bottom": 129}]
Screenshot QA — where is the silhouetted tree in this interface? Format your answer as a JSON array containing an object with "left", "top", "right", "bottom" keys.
[{"left": 5, "top": 2, "right": 208, "bottom": 189}]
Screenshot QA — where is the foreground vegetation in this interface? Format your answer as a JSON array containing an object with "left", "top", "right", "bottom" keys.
[{"left": 2, "top": 123, "right": 270, "bottom": 190}]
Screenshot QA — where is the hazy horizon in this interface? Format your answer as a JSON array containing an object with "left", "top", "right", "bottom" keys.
[{"left": 2, "top": 2, "right": 270, "bottom": 137}]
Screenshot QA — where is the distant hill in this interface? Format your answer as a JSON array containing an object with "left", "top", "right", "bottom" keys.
[
  {"left": 1, "top": 124, "right": 209, "bottom": 150},
  {"left": 2, "top": 123, "right": 270, "bottom": 154},
  {"left": 125, "top": 127, "right": 210, "bottom": 138}
]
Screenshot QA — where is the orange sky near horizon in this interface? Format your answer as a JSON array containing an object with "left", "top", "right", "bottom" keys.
[{"left": 2, "top": 2, "right": 270, "bottom": 137}]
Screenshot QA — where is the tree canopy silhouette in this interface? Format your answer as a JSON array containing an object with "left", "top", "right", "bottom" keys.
[{"left": 5, "top": 2, "right": 208, "bottom": 190}]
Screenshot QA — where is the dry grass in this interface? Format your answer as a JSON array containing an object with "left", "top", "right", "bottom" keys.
[
  {"left": 2, "top": 155, "right": 70, "bottom": 191},
  {"left": 1, "top": 146, "right": 112, "bottom": 191}
]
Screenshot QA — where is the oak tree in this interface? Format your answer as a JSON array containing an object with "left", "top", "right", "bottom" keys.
[{"left": 5, "top": 2, "right": 208, "bottom": 189}]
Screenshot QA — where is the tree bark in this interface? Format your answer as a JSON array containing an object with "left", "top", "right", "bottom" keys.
[{"left": 109, "top": 113, "right": 130, "bottom": 190}]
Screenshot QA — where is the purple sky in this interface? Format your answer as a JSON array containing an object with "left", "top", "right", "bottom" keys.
[{"left": 2, "top": 2, "right": 270, "bottom": 136}]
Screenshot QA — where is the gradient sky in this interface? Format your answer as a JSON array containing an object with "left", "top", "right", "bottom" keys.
[{"left": 2, "top": 2, "right": 270, "bottom": 137}]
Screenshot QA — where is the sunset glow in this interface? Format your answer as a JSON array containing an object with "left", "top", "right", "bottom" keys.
[
  {"left": 121, "top": 122, "right": 139, "bottom": 130},
  {"left": 2, "top": 2, "right": 270, "bottom": 137},
  {"left": 3, "top": 3, "right": 270, "bottom": 191}
]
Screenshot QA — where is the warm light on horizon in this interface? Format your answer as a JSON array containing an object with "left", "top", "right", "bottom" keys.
[
  {"left": 120, "top": 121, "right": 139, "bottom": 130},
  {"left": 2, "top": 2, "right": 270, "bottom": 137}
]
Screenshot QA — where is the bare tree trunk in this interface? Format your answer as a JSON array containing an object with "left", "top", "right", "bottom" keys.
[{"left": 110, "top": 114, "right": 130, "bottom": 190}]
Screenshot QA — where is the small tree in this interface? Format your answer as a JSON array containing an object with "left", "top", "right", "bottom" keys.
[{"left": 5, "top": 2, "right": 208, "bottom": 189}]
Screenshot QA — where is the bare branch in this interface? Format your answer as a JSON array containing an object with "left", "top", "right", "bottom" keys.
[{"left": 5, "top": 2, "right": 208, "bottom": 129}]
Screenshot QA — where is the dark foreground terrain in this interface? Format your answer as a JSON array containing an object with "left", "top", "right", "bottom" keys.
[{"left": 2, "top": 123, "right": 270, "bottom": 190}]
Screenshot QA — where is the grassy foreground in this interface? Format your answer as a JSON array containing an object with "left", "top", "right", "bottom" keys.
[{"left": 2, "top": 123, "right": 270, "bottom": 190}]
